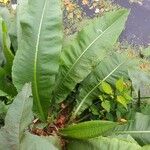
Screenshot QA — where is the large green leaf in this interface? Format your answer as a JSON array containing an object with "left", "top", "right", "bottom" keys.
[
  {"left": 0, "top": 83, "right": 34, "bottom": 150},
  {"left": 73, "top": 52, "right": 134, "bottom": 117},
  {"left": 114, "top": 113, "right": 150, "bottom": 145},
  {"left": 53, "top": 9, "right": 129, "bottom": 103},
  {"left": 0, "top": 17, "right": 14, "bottom": 74},
  {"left": 20, "top": 133, "right": 61, "bottom": 150},
  {"left": 67, "top": 136, "right": 141, "bottom": 150},
  {"left": 12, "top": 0, "right": 63, "bottom": 121},
  {"left": 59, "top": 120, "right": 116, "bottom": 139}
]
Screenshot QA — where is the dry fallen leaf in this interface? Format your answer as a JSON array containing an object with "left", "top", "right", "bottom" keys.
[
  {"left": 82, "top": 0, "right": 89, "bottom": 5},
  {"left": 0, "top": 0, "right": 9, "bottom": 4}
]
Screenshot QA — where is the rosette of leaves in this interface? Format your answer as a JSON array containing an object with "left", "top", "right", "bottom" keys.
[{"left": 0, "top": 0, "right": 150, "bottom": 149}]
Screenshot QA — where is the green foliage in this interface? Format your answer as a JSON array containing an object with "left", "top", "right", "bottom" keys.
[
  {"left": 0, "top": 101, "right": 8, "bottom": 127},
  {"left": 114, "top": 112, "right": 150, "bottom": 145},
  {"left": 101, "top": 100, "right": 111, "bottom": 112},
  {"left": 128, "top": 69, "right": 150, "bottom": 95},
  {"left": 0, "top": 83, "right": 33, "bottom": 149},
  {"left": 102, "top": 81, "right": 113, "bottom": 95},
  {"left": 67, "top": 136, "right": 141, "bottom": 150},
  {"left": 73, "top": 52, "right": 133, "bottom": 118},
  {"left": 0, "top": 16, "right": 16, "bottom": 96},
  {"left": 140, "top": 145, "right": 150, "bottom": 150},
  {"left": 20, "top": 133, "right": 61, "bottom": 150},
  {"left": 116, "top": 77, "right": 124, "bottom": 92},
  {"left": 1, "top": 0, "right": 150, "bottom": 149},
  {"left": 0, "top": 83, "right": 61, "bottom": 150},
  {"left": 0, "top": 89, "right": 7, "bottom": 96},
  {"left": 100, "top": 79, "right": 132, "bottom": 121},
  {"left": 59, "top": 120, "right": 117, "bottom": 139},
  {"left": 8, "top": 0, "right": 130, "bottom": 122},
  {"left": 53, "top": 9, "right": 129, "bottom": 103},
  {"left": 117, "top": 95, "right": 128, "bottom": 109},
  {"left": 77, "top": 77, "right": 132, "bottom": 122},
  {"left": 12, "top": 0, "right": 63, "bottom": 121},
  {"left": 103, "top": 78, "right": 132, "bottom": 110},
  {"left": 0, "top": 17, "right": 14, "bottom": 74}
]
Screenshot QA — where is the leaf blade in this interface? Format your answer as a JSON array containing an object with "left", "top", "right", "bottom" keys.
[
  {"left": 12, "top": 0, "right": 63, "bottom": 121},
  {"left": 67, "top": 136, "right": 140, "bottom": 150},
  {"left": 73, "top": 52, "right": 129, "bottom": 117},
  {"left": 114, "top": 112, "right": 150, "bottom": 145},
  {"left": 73, "top": 52, "right": 134, "bottom": 117},
  {"left": 0, "top": 83, "right": 34, "bottom": 149},
  {"left": 59, "top": 120, "right": 117, "bottom": 139},
  {"left": 53, "top": 9, "right": 129, "bottom": 103},
  {"left": 0, "top": 17, "right": 14, "bottom": 74},
  {"left": 20, "top": 133, "right": 60, "bottom": 150}
]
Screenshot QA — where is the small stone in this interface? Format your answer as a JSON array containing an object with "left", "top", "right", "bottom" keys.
[
  {"left": 100, "top": 8, "right": 105, "bottom": 13},
  {"left": 11, "top": 4, "right": 17, "bottom": 10},
  {"left": 95, "top": 8, "right": 100, "bottom": 13},
  {"left": 137, "top": 1, "right": 143, "bottom": 5}
]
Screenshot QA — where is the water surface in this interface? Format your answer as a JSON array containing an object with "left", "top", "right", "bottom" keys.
[
  {"left": 113, "top": 0, "right": 150, "bottom": 46},
  {"left": 78, "top": 0, "right": 150, "bottom": 46}
]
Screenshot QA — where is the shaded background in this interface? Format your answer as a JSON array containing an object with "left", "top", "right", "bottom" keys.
[
  {"left": 78, "top": 0, "right": 150, "bottom": 46},
  {"left": 10, "top": 0, "right": 150, "bottom": 46}
]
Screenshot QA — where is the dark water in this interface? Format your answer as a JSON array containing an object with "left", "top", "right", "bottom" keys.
[
  {"left": 77, "top": 0, "right": 95, "bottom": 17},
  {"left": 78, "top": 0, "right": 150, "bottom": 46},
  {"left": 11, "top": 0, "right": 150, "bottom": 46},
  {"left": 113, "top": 0, "right": 150, "bottom": 46},
  {"left": 11, "top": 0, "right": 17, "bottom": 4}
]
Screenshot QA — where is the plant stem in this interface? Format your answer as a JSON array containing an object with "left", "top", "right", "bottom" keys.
[{"left": 137, "top": 90, "right": 141, "bottom": 112}]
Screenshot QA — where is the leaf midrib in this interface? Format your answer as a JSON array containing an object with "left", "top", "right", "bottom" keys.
[
  {"left": 115, "top": 131, "right": 150, "bottom": 134},
  {"left": 60, "top": 12, "right": 125, "bottom": 85},
  {"left": 33, "top": 0, "right": 48, "bottom": 121},
  {"left": 73, "top": 60, "right": 126, "bottom": 117}
]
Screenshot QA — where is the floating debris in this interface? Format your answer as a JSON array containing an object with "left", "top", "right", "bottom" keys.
[
  {"left": 63, "top": 0, "right": 119, "bottom": 35},
  {"left": 129, "top": 0, "right": 144, "bottom": 5},
  {"left": 0, "top": 0, "right": 9, "bottom": 5}
]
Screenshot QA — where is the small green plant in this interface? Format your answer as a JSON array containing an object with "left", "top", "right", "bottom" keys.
[
  {"left": 100, "top": 78, "right": 132, "bottom": 120},
  {"left": 101, "top": 78, "right": 132, "bottom": 109},
  {"left": 87, "top": 78, "right": 132, "bottom": 122}
]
